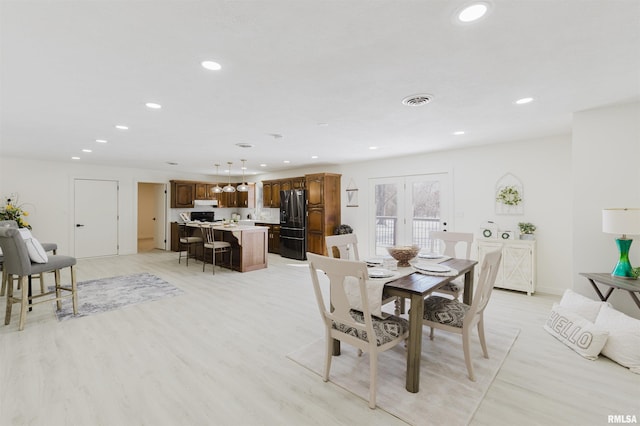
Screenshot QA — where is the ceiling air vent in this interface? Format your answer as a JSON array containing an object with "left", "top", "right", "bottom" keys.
[
  {"left": 402, "top": 94, "right": 433, "bottom": 107},
  {"left": 235, "top": 143, "right": 254, "bottom": 148}
]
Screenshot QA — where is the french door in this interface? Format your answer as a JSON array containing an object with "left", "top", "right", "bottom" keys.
[{"left": 369, "top": 173, "right": 449, "bottom": 256}]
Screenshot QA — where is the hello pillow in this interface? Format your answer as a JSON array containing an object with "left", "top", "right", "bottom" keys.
[
  {"left": 559, "top": 289, "right": 609, "bottom": 322},
  {"left": 595, "top": 305, "right": 640, "bottom": 374},
  {"left": 17, "top": 228, "right": 49, "bottom": 263},
  {"left": 544, "top": 303, "right": 609, "bottom": 360}
]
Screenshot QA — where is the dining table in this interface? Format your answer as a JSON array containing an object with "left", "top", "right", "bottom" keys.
[{"left": 383, "top": 257, "right": 477, "bottom": 393}]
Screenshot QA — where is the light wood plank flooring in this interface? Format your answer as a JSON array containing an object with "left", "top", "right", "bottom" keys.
[{"left": 1, "top": 251, "right": 638, "bottom": 425}]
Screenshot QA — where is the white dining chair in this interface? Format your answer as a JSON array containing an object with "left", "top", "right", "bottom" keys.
[
  {"left": 307, "top": 252, "right": 409, "bottom": 409},
  {"left": 421, "top": 249, "right": 502, "bottom": 381},
  {"left": 325, "top": 233, "right": 401, "bottom": 315},
  {"left": 429, "top": 231, "right": 474, "bottom": 299}
]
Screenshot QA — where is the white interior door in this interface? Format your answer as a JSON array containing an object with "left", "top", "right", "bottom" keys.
[
  {"left": 370, "top": 173, "right": 449, "bottom": 255},
  {"left": 74, "top": 179, "right": 118, "bottom": 258},
  {"left": 153, "top": 183, "right": 167, "bottom": 250}
]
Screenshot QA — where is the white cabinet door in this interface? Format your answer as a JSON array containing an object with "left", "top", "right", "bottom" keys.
[{"left": 477, "top": 239, "right": 536, "bottom": 295}]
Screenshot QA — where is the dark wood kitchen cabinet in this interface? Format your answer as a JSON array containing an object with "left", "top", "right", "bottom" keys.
[
  {"left": 195, "top": 183, "right": 218, "bottom": 200},
  {"left": 171, "top": 181, "right": 196, "bottom": 208},
  {"left": 305, "top": 173, "right": 341, "bottom": 256}
]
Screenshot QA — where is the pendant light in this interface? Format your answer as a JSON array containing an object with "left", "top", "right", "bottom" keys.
[
  {"left": 236, "top": 159, "right": 249, "bottom": 192},
  {"left": 222, "top": 161, "right": 236, "bottom": 193},
  {"left": 212, "top": 163, "right": 223, "bottom": 193}
]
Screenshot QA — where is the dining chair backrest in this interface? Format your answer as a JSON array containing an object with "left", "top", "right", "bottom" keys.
[
  {"left": 200, "top": 225, "right": 216, "bottom": 244},
  {"left": 467, "top": 249, "right": 502, "bottom": 320},
  {"left": 307, "top": 252, "right": 372, "bottom": 333},
  {"left": 429, "top": 231, "right": 474, "bottom": 259},
  {"left": 0, "top": 227, "right": 32, "bottom": 276},
  {"left": 325, "top": 233, "right": 360, "bottom": 261}
]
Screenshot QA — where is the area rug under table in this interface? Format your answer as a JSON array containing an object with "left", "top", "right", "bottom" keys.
[
  {"left": 288, "top": 325, "right": 519, "bottom": 426},
  {"left": 50, "top": 272, "right": 184, "bottom": 321}
]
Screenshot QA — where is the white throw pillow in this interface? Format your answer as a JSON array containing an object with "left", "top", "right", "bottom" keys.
[
  {"left": 559, "top": 289, "right": 608, "bottom": 323},
  {"left": 595, "top": 304, "right": 640, "bottom": 374},
  {"left": 17, "top": 228, "right": 49, "bottom": 263},
  {"left": 544, "top": 303, "right": 609, "bottom": 360}
]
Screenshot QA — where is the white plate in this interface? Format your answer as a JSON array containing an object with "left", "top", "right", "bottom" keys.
[
  {"left": 365, "top": 258, "right": 383, "bottom": 266},
  {"left": 413, "top": 263, "right": 451, "bottom": 273},
  {"left": 368, "top": 268, "right": 394, "bottom": 278},
  {"left": 418, "top": 253, "right": 444, "bottom": 259}
]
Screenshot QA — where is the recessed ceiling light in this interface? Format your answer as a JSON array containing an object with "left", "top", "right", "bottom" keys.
[
  {"left": 145, "top": 102, "right": 162, "bottom": 109},
  {"left": 369, "top": 146, "right": 378, "bottom": 150},
  {"left": 71, "top": 157, "right": 80, "bottom": 160},
  {"left": 236, "top": 143, "right": 254, "bottom": 148},
  {"left": 82, "top": 149, "right": 92, "bottom": 153},
  {"left": 115, "top": 125, "right": 129, "bottom": 130},
  {"left": 311, "top": 155, "right": 318, "bottom": 159},
  {"left": 453, "top": 131, "right": 465, "bottom": 135},
  {"left": 515, "top": 97, "right": 534, "bottom": 105},
  {"left": 269, "top": 133, "right": 283, "bottom": 140},
  {"left": 201, "top": 60, "right": 221, "bottom": 71},
  {"left": 260, "top": 164, "right": 267, "bottom": 167},
  {"left": 95, "top": 139, "right": 107, "bottom": 143},
  {"left": 283, "top": 160, "right": 290, "bottom": 164},
  {"left": 457, "top": 2, "right": 489, "bottom": 23},
  {"left": 317, "top": 123, "right": 329, "bottom": 127},
  {"left": 166, "top": 162, "right": 178, "bottom": 166}
]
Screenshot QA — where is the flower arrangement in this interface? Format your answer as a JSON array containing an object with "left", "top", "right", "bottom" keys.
[
  {"left": 496, "top": 186, "right": 522, "bottom": 206},
  {"left": 518, "top": 222, "right": 536, "bottom": 234},
  {"left": 0, "top": 194, "right": 32, "bottom": 229}
]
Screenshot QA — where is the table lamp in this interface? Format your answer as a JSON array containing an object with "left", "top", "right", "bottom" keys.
[{"left": 602, "top": 208, "right": 640, "bottom": 279}]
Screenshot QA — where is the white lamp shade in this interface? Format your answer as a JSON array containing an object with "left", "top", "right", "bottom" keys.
[{"left": 602, "top": 208, "right": 640, "bottom": 235}]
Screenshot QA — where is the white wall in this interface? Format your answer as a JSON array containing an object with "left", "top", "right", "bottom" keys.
[
  {"left": 0, "top": 158, "right": 213, "bottom": 256},
  {"left": 572, "top": 101, "right": 640, "bottom": 318}
]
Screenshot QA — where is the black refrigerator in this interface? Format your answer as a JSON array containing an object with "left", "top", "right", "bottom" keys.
[{"left": 279, "top": 189, "right": 307, "bottom": 260}]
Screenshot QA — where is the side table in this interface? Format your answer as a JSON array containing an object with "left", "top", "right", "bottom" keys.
[{"left": 579, "top": 272, "right": 640, "bottom": 311}]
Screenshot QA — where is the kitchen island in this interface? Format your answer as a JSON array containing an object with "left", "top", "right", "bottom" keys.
[{"left": 184, "top": 222, "right": 269, "bottom": 272}]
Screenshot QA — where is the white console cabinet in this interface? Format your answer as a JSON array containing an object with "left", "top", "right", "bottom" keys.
[{"left": 477, "top": 239, "right": 536, "bottom": 295}]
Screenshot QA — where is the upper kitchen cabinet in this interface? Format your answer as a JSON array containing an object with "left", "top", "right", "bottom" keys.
[
  {"left": 262, "top": 177, "right": 304, "bottom": 208},
  {"left": 262, "top": 180, "right": 281, "bottom": 208},
  {"left": 170, "top": 181, "right": 196, "bottom": 208},
  {"left": 195, "top": 183, "right": 219, "bottom": 200},
  {"left": 292, "top": 176, "right": 306, "bottom": 189},
  {"left": 237, "top": 183, "right": 256, "bottom": 208},
  {"left": 271, "top": 181, "right": 281, "bottom": 208},
  {"left": 262, "top": 182, "right": 272, "bottom": 208}
]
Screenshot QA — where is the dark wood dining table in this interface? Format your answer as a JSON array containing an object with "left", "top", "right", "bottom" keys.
[{"left": 383, "top": 258, "right": 478, "bottom": 393}]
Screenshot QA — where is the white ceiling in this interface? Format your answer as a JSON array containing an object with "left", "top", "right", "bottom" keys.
[{"left": 1, "top": 0, "right": 639, "bottom": 177}]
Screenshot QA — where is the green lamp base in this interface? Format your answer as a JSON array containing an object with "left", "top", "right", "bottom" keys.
[{"left": 612, "top": 238, "right": 637, "bottom": 280}]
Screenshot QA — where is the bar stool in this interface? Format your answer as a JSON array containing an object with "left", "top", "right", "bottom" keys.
[
  {"left": 201, "top": 225, "right": 232, "bottom": 274},
  {"left": 178, "top": 223, "right": 203, "bottom": 266}
]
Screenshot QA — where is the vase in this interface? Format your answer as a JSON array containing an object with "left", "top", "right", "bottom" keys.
[{"left": 520, "top": 234, "right": 535, "bottom": 240}]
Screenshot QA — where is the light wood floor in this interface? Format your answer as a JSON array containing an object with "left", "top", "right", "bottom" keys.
[{"left": 1, "top": 251, "right": 638, "bottom": 425}]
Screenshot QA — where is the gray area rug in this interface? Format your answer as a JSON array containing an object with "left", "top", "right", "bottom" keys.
[
  {"left": 51, "top": 272, "right": 184, "bottom": 321},
  {"left": 288, "top": 324, "right": 519, "bottom": 426}
]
